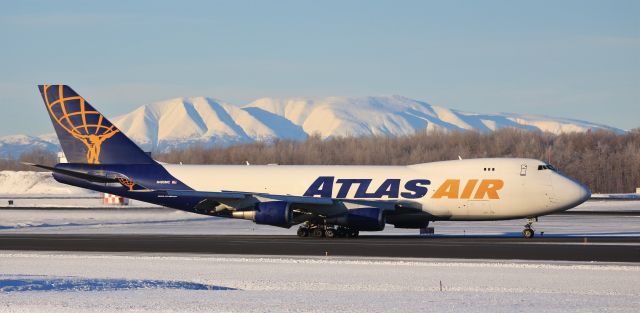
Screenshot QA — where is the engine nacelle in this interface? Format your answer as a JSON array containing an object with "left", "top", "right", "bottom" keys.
[
  {"left": 327, "top": 207, "right": 385, "bottom": 231},
  {"left": 386, "top": 212, "right": 431, "bottom": 229},
  {"left": 232, "top": 201, "right": 292, "bottom": 228}
]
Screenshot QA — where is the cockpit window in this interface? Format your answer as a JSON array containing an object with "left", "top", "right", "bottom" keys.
[{"left": 537, "top": 164, "right": 557, "bottom": 171}]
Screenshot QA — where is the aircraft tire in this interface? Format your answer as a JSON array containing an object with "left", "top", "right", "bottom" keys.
[
  {"left": 325, "top": 228, "right": 336, "bottom": 238},
  {"left": 522, "top": 228, "right": 535, "bottom": 239},
  {"left": 312, "top": 228, "right": 325, "bottom": 238},
  {"left": 297, "top": 227, "right": 309, "bottom": 237}
]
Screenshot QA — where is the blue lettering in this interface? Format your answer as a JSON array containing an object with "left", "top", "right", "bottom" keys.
[
  {"left": 401, "top": 179, "right": 430, "bottom": 199},
  {"left": 303, "top": 176, "right": 334, "bottom": 198},
  {"left": 374, "top": 179, "right": 400, "bottom": 198},
  {"left": 304, "top": 177, "right": 431, "bottom": 199},
  {"left": 336, "top": 179, "right": 367, "bottom": 198},
  {"left": 354, "top": 179, "right": 376, "bottom": 198}
]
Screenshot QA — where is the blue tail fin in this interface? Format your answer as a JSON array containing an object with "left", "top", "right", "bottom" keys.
[{"left": 38, "top": 85, "right": 154, "bottom": 164}]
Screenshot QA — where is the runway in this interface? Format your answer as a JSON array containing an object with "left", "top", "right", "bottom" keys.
[{"left": 1, "top": 234, "right": 638, "bottom": 262}]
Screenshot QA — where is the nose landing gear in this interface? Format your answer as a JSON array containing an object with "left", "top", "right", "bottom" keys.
[{"left": 522, "top": 217, "right": 537, "bottom": 239}]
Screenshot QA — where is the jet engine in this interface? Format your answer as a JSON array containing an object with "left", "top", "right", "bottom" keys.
[
  {"left": 386, "top": 212, "right": 431, "bottom": 229},
  {"left": 327, "top": 207, "right": 385, "bottom": 231},
  {"left": 232, "top": 201, "right": 292, "bottom": 228}
]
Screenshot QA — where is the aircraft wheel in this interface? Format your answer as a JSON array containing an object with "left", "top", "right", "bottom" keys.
[
  {"left": 312, "top": 228, "right": 325, "bottom": 238},
  {"left": 348, "top": 230, "right": 359, "bottom": 238},
  {"left": 325, "top": 228, "right": 336, "bottom": 238},
  {"left": 522, "top": 228, "right": 535, "bottom": 239},
  {"left": 297, "top": 227, "right": 309, "bottom": 237}
]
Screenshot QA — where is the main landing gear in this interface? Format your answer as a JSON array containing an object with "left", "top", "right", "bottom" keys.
[
  {"left": 296, "top": 222, "right": 359, "bottom": 238},
  {"left": 522, "top": 217, "right": 537, "bottom": 239}
]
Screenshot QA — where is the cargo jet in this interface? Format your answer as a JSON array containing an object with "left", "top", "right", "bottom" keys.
[{"left": 30, "top": 85, "right": 591, "bottom": 238}]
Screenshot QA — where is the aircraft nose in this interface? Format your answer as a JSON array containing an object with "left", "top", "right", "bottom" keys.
[{"left": 552, "top": 174, "right": 591, "bottom": 210}]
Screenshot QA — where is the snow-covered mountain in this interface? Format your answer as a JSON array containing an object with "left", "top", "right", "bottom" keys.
[
  {"left": 0, "top": 134, "right": 59, "bottom": 159},
  {"left": 0, "top": 95, "right": 624, "bottom": 156},
  {"left": 109, "top": 95, "right": 622, "bottom": 152}
]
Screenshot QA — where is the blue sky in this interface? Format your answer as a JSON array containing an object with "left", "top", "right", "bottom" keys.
[{"left": 0, "top": 0, "right": 638, "bottom": 136}]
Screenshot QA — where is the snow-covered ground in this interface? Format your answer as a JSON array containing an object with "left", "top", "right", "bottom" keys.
[{"left": 1, "top": 252, "right": 638, "bottom": 313}]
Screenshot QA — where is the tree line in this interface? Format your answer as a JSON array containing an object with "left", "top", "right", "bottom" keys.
[
  {"left": 1, "top": 129, "right": 638, "bottom": 193},
  {"left": 156, "top": 129, "right": 640, "bottom": 194},
  {"left": 0, "top": 148, "right": 57, "bottom": 172}
]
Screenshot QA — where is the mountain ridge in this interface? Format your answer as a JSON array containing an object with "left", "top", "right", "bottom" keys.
[{"left": 0, "top": 95, "right": 625, "bottom": 157}]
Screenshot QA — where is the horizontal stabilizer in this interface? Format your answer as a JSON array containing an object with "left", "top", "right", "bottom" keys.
[
  {"left": 23, "top": 162, "right": 147, "bottom": 192},
  {"left": 23, "top": 163, "right": 119, "bottom": 183}
]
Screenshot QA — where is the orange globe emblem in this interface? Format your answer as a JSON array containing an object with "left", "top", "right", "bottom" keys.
[{"left": 43, "top": 85, "right": 119, "bottom": 164}]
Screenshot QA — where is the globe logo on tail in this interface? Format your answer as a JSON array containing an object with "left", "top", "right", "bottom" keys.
[{"left": 42, "top": 85, "right": 119, "bottom": 164}]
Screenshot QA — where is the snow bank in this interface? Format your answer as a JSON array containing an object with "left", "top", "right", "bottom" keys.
[{"left": 0, "top": 171, "right": 93, "bottom": 195}]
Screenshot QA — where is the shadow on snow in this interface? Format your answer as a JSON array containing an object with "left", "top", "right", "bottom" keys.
[{"left": 0, "top": 275, "right": 237, "bottom": 292}]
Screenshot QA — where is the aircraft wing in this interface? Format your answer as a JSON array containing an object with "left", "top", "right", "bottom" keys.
[
  {"left": 27, "top": 163, "right": 425, "bottom": 217},
  {"left": 158, "top": 189, "right": 423, "bottom": 217}
]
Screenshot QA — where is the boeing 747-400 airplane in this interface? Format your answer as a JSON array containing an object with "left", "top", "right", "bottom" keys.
[{"left": 30, "top": 85, "right": 591, "bottom": 238}]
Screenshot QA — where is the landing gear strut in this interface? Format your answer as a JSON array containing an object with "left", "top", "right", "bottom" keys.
[
  {"left": 296, "top": 222, "right": 359, "bottom": 238},
  {"left": 522, "top": 217, "right": 537, "bottom": 239}
]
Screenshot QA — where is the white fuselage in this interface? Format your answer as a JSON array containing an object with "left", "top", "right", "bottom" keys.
[{"left": 163, "top": 158, "right": 590, "bottom": 221}]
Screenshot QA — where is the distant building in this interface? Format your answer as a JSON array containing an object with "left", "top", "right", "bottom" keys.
[
  {"left": 57, "top": 152, "right": 67, "bottom": 163},
  {"left": 103, "top": 193, "right": 129, "bottom": 205}
]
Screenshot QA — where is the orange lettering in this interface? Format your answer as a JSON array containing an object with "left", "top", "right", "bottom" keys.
[
  {"left": 432, "top": 179, "right": 460, "bottom": 199},
  {"left": 460, "top": 179, "right": 478, "bottom": 199},
  {"left": 474, "top": 179, "right": 504, "bottom": 199}
]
